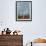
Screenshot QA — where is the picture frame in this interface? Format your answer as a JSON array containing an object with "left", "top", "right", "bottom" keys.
[{"left": 16, "top": 1, "right": 32, "bottom": 21}]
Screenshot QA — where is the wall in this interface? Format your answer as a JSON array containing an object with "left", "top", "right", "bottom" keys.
[
  {"left": 32, "top": 0, "right": 46, "bottom": 39},
  {"left": 0, "top": 0, "right": 46, "bottom": 46},
  {"left": 0, "top": 0, "right": 32, "bottom": 45}
]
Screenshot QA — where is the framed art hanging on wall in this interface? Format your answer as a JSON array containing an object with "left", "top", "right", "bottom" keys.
[{"left": 16, "top": 1, "right": 32, "bottom": 21}]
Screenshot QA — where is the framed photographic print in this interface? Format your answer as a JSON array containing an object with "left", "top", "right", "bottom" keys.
[{"left": 16, "top": 1, "right": 32, "bottom": 21}]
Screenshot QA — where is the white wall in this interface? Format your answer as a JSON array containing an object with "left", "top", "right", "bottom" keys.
[
  {"left": 0, "top": 0, "right": 32, "bottom": 45},
  {"left": 0, "top": 0, "right": 46, "bottom": 45},
  {"left": 32, "top": 0, "right": 46, "bottom": 39}
]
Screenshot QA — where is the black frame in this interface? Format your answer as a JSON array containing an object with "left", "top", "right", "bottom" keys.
[{"left": 16, "top": 1, "right": 32, "bottom": 21}]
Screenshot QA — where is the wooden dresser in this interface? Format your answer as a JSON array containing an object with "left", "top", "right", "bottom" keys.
[{"left": 0, "top": 35, "right": 23, "bottom": 46}]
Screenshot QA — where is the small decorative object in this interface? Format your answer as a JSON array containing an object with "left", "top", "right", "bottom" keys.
[
  {"left": 6, "top": 28, "right": 11, "bottom": 35},
  {"left": 17, "top": 30, "right": 22, "bottom": 35},
  {"left": 2, "top": 29, "right": 6, "bottom": 35},
  {"left": 13, "top": 30, "right": 22, "bottom": 35},
  {"left": 16, "top": 1, "right": 32, "bottom": 21},
  {"left": 26, "top": 42, "right": 32, "bottom": 46},
  {"left": 13, "top": 30, "right": 18, "bottom": 35}
]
